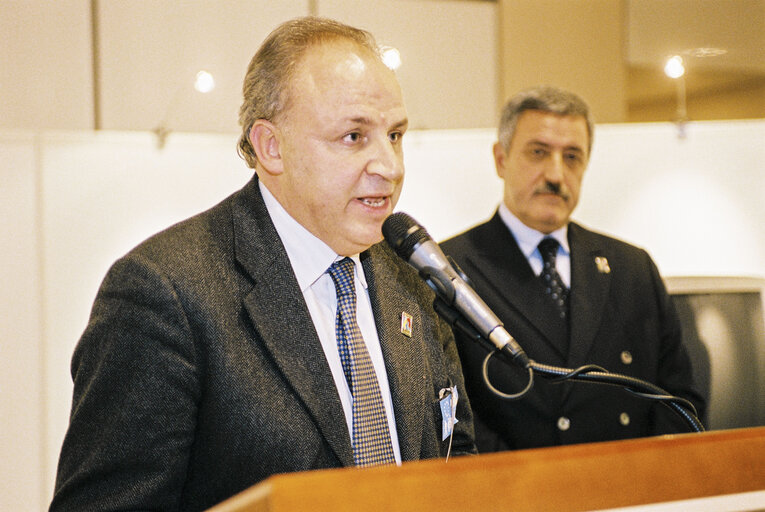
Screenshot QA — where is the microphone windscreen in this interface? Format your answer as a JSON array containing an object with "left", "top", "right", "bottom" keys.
[{"left": 382, "top": 212, "right": 430, "bottom": 259}]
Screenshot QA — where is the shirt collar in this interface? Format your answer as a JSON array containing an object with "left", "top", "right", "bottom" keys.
[
  {"left": 497, "top": 202, "right": 570, "bottom": 257},
  {"left": 259, "top": 181, "right": 366, "bottom": 292}
]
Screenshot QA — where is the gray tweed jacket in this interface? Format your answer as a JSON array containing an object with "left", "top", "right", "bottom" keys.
[{"left": 50, "top": 176, "right": 476, "bottom": 511}]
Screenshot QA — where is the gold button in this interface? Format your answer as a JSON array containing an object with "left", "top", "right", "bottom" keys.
[
  {"left": 621, "top": 351, "right": 633, "bottom": 365},
  {"left": 620, "top": 412, "right": 630, "bottom": 426},
  {"left": 557, "top": 416, "right": 571, "bottom": 431}
]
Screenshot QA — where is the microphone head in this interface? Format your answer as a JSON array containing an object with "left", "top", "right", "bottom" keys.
[{"left": 382, "top": 212, "right": 431, "bottom": 259}]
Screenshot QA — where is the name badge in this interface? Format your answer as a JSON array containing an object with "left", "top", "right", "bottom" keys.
[{"left": 439, "top": 385, "right": 459, "bottom": 441}]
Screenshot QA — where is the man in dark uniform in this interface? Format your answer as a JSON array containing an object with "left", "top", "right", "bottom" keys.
[{"left": 441, "top": 85, "right": 705, "bottom": 452}]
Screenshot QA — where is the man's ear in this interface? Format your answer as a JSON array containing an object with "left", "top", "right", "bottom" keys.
[
  {"left": 493, "top": 142, "right": 507, "bottom": 179},
  {"left": 249, "top": 120, "right": 284, "bottom": 175}
]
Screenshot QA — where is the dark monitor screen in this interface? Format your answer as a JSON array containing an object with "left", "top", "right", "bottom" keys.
[{"left": 666, "top": 276, "right": 765, "bottom": 431}]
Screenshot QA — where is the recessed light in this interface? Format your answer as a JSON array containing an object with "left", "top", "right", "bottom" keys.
[
  {"left": 664, "top": 56, "right": 685, "bottom": 78},
  {"left": 379, "top": 45, "right": 402, "bottom": 70},
  {"left": 194, "top": 70, "right": 215, "bottom": 93}
]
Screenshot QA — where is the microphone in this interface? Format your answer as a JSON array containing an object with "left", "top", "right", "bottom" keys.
[{"left": 382, "top": 212, "right": 530, "bottom": 369}]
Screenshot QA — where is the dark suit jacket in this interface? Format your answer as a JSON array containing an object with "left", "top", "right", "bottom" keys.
[
  {"left": 51, "top": 176, "right": 476, "bottom": 511},
  {"left": 440, "top": 212, "right": 705, "bottom": 452}
]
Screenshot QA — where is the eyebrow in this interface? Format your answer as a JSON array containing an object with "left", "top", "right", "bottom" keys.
[
  {"left": 346, "top": 116, "right": 372, "bottom": 125},
  {"left": 391, "top": 118, "right": 409, "bottom": 131},
  {"left": 344, "top": 115, "right": 409, "bottom": 129},
  {"left": 527, "top": 140, "right": 585, "bottom": 153}
]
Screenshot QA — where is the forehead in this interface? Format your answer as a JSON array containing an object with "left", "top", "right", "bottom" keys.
[
  {"left": 514, "top": 110, "right": 589, "bottom": 151},
  {"left": 285, "top": 41, "right": 406, "bottom": 124}
]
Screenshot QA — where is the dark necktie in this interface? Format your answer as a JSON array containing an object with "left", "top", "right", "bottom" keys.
[
  {"left": 327, "top": 258, "right": 396, "bottom": 467},
  {"left": 538, "top": 237, "right": 569, "bottom": 320}
]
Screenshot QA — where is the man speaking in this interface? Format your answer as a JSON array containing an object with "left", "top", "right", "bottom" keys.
[{"left": 51, "top": 17, "right": 475, "bottom": 511}]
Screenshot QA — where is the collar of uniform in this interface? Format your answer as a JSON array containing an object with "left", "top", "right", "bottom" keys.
[{"left": 497, "top": 202, "right": 570, "bottom": 257}]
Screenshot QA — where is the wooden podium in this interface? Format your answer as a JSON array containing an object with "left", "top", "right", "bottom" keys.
[{"left": 209, "top": 427, "right": 765, "bottom": 511}]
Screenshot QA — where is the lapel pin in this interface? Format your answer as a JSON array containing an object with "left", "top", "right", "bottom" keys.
[
  {"left": 400, "top": 312, "right": 413, "bottom": 337},
  {"left": 595, "top": 256, "right": 611, "bottom": 274}
]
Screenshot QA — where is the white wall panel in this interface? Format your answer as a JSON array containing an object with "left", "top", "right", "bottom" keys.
[
  {"left": 403, "top": 120, "right": 765, "bottom": 280},
  {"left": 578, "top": 120, "right": 765, "bottom": 277},
  {"left": 0, "top": 133, "right": 45, "bottom": 510},
  {"left": 398, "top": 129, "right": 502, "bottom": 240},
  {"left": 39, "top": 131, "right": 252, "bottom": 502}
]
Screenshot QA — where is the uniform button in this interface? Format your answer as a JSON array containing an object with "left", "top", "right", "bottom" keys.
[
  {"left": 557, "top": 416, "right": 571, "bottom": 431},
  {"left": 619, "top": 412, "right": 630, "bottom": 426},
  {"left": 621, "top": 351, "right": 633, "bottom": 365}
]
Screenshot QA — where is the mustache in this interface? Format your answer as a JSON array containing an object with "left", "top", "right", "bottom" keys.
[{"left": 535, "top": 181, "right": 570, "bottom": 201}]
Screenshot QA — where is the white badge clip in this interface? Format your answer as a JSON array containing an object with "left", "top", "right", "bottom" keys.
[{"left": 439, "top": 385, "right": 459, "bottom": 443}]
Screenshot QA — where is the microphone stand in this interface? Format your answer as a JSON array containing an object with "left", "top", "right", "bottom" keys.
[{"left": 434, "top": 297, "right": 705, "bottom": 434}]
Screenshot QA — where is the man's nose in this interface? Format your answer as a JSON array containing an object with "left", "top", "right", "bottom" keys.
[
  {"left": 544, "top": 152, "right": 565, "bottom": 182},
  {"left": 367, "top": 137, "right": 403, "bottom": 181}
]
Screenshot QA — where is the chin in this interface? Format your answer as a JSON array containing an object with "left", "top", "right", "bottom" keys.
[
  {"left": 360, "top": 233, "right": 385, "bottom": 251},
  {"left": 334, "top": 230, "right": 383, "bottom": 256},
  {"left": 358, "top": 228, "right": 385, "bottom": 250}
]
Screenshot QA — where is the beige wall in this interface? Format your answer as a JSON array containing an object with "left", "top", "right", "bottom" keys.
[
  {"left": 96, "top": 1, "right": 309, "bottom": 133},
  {"left": 495, "top": 0, "right": 765, "bottom": 123},
  {"left": 497, "top": 0, "right": 627, "bottom": 122},
  {"left": 2, "top": 1, "right": 762, "bottom": 136},
  {"left": 0, "top": 0, "right": 93, "bottom": 130},
  {"left": 629, "top": 78, "right": 765, "bottom": 122},
  {"left": 0, "top": 0, "right": 499, "bottom": 134},
  {"left": 319, "top": 0, "right": 499, "bottom": 130}
]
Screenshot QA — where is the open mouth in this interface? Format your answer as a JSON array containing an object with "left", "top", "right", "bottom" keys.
[{"left": 360, "top": 197, "right": 387, "bottom": 207}]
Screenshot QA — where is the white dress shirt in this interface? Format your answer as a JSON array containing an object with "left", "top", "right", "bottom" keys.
[
  {"left": 259, "top": 181, "right": 402, "bottom": 463},
  {"left": 498, "top": 203, "right": 571, "bottom": 287}
]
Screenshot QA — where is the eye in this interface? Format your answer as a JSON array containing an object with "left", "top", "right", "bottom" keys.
[
  {"left": 564, "top": 152, "right": 583, "bottom": 165},
  {"left": 529, "top": 147, "right": 548, "bottom": 159},
  {"left": 343, "top": 131, "right": 363, "bottom": 144},
  {"left": 388, "top": 131, "right": 402, "bottom": 143}
]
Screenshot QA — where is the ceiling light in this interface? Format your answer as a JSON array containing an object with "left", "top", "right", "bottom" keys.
[
  {"left": 380, "top": 46, "right": 402, "bottom": 70},
  {"left": 664, "top": 56, "right": 685, "bottom": 79},
  {"left": 194, "top": 70, "right": 215, "bottom": 93}
]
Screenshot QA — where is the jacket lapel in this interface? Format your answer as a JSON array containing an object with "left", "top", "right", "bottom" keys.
[
  {"left": 233, "top": 178, "right": 354, "bottom": 466},
  {"left": 463, "top": 214, "right": 570, "bottom": 360},
  {"left": 362, "top": 245, "right": 427, "bottom": 462},
  {"left": 567, "top": 223, "right": 612, "bottom": 369}
]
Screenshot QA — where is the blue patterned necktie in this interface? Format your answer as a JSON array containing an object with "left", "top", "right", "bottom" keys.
[
  {"left": 327, "top": 258, "right": 396, "bottom": 467},
  {"left": 538, "top": 237, "right": 569, "bottom": 320}
]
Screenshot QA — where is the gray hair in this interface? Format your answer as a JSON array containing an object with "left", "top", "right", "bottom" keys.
[
  {"left": 237, "top": 17, "right": 381, "bottom": 169},
  {"left": 497, "top": 85, "right": 594, "bottom": 154}
]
